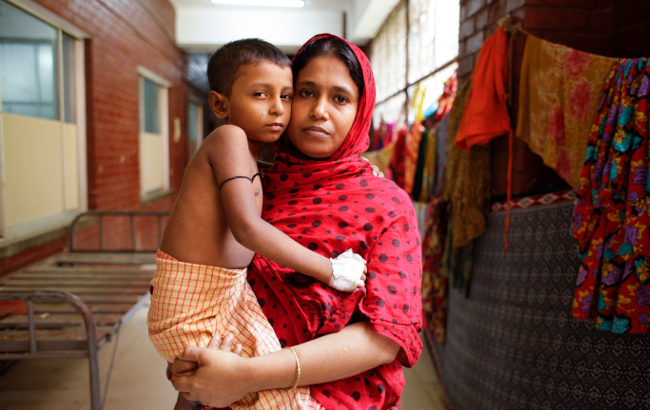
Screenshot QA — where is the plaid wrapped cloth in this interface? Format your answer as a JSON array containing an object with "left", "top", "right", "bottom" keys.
[{"left": 147, "top": 250, "right": 320, "bottom": 409}]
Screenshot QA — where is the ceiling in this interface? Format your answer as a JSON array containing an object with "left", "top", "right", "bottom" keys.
[{"left": 169, "top": 0, "right": 400, "bottom": 54}]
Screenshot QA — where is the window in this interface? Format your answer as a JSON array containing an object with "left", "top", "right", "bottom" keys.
[
  {"left": 370, "top": 0, "right": 459, "bottom": 125},
  {"left": 187, "top": 99, "right": 204, "bottom": 157},
  {"left": 0, "top": 1, "right": 58, "bottom": 119},
  {"left": 143, "top": 78, "right": 160, "bottom": 134},
  {"left": 138, "top": 69, "right": 170, "bottom": 199},
  {"left": 0, "top": 0, "right": 87, "bottom": 239}
]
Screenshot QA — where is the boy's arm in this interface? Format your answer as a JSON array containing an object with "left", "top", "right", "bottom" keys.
[{"left": 206, "top": 126, "right": 361, "bottom": 288}]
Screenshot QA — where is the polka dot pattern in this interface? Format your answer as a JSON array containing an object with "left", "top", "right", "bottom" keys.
[{"left": 246, "top": 33, "right": 422, "bottom": 410}]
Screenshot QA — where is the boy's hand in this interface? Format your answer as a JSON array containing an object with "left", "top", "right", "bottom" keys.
[{"left": 329, "top": 249, "right": 367, "bottom": 292}]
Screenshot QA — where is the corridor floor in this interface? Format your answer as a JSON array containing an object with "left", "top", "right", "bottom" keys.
[{"left": 0, "top": 304, "right": 447, "bottom": 409}]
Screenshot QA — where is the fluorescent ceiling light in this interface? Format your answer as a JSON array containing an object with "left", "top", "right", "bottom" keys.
[{"left": 211, "top": 0, "right": 304, "bottom": 7}]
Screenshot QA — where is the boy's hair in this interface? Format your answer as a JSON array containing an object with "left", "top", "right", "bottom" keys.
[{"left": 207, "top": 38, "right": 291, "bottom": 96}]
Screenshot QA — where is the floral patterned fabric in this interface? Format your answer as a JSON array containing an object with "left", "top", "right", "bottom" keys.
[
  {"left": 516, "top": 35, "right": 617, "bottom": 188},
  {"left": 572, "top": 58, "right": 650, "bottom": 334}
]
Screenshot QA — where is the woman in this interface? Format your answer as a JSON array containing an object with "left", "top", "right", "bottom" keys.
[{"left": 172, "top": 33, "right": 423, "bottom": 409}]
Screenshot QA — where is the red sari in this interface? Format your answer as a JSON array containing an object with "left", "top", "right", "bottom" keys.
[{"left": 247, "top": 34, "right": 423, "bottom": 409}]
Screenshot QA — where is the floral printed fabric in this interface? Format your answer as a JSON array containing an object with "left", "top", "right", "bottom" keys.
[
  {"left": 572, "top": 58, "right": 650, "bottom": 334},
  {"left": 516, "top": 35, "right": 616, "bottom": 188}
]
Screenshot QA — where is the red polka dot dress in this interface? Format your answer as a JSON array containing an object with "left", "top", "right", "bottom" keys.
[{"left": 247, "top": 34, "right": 423, "bottom": 410}]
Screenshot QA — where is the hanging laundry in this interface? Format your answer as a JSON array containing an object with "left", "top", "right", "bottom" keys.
[
  {"left": 516, "top": 35, "right": 616, "bottom": 188},
  {"left": 434, "top": 117, "right": 449, "bottom": 192},
  {"left": 415, "top": 116, "right": 450, "bottom": 203},
  {"left": 455, "top": 26, "right": 511, "bottom": 151},
  {"left": 411, "top": 128, "right": 429, "bottom": 202},
  {"left": 388, "top": 125, "right": 409, "bottom": 189},
  {"left": 421, "top": 197, "right": 450, "bottom": 343},
  {"left": 361, "top": 141, "right": 395, "bottom": 177},
  {"left": 404, "top": 121, "right": 425, "bottom": 195},
  {"left": 454, "top": 26, "right": 513, "bottom": 249},
  {"left": 420, "top": 113, "right": 452, "bottom": 342},
  {"left": 444, "top": 81, "right": 491, "bottom": 250},
  {"left": 432, "top": 71, "right": 457, "bottom": 124},
  {"left": 572, "top": 58, "right": 650, "bottom": 334},
  {"left": 444, "top": 228, "right": 475, "bottom": 298}
]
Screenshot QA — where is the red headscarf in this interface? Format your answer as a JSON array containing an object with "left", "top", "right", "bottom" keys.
[{"left": 247, "top": 34, "right": 423, "bottom": 409}]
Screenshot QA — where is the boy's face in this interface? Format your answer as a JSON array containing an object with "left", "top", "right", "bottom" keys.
[{"left": 215, "top": 61, "right": 293, "bottom": 143}]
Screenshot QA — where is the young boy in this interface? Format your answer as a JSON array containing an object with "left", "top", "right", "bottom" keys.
[{"left": 147, "top": 39, "right": 365, "bottom": 409}]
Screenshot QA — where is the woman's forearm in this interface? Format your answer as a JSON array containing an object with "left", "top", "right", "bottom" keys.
[
  {"left": 171, "top": 322, "right": 401, "bottom": 406},
  {"left": 246, "top": 321, "right": 400, "bottom": 392}
]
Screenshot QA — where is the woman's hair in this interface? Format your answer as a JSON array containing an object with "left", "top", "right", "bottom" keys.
[
  {"left": 207, "top": 38, "right": 291, "bottom": 96},
  {"left": 292, "top": 37, "right": 364, "bottom": 99}
]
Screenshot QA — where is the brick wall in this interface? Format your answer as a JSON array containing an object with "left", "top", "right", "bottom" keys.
[
  {"left": 0, "top": 238, "right": 67, "bottom": 275},
  {"left": 610, "top": 0, "right": 650, "bottom": 57},
  {"left": 459, "top": 0, "right": 650, "bottom": 198},
  {"left": 38, "top": 0, "right": 191, "bottom": 210},
  {"left": 0, "top": 0, "right": 193, "bottom": 275}
]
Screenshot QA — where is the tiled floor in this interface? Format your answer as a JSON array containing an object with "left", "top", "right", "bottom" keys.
[{"left": 0, "top": 305, "right": 447, "bottom": 409}]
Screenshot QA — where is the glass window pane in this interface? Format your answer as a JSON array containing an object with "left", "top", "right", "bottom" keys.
[
  {"left": 37, "top": 43, "right": 57, "bottom": 119},
  {"left": 143, "top": 78, "right": 159, "bottom": 134},
  {"left": 188, "top": 102, "right": 197, "bottom": 141},
  {"left": 0, "top": 0, "right": 58, "bottom": 120},
  {"left": 63, "top": 33, "right": 76, "bottom": 123},
  {"left": 0, "top": 43, "right": 38, "bottom": 102}
]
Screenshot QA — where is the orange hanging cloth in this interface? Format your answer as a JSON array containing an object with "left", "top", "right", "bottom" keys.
[
  {"left": 455, "top": 26, "right": 513, "bottom": 250},
  {"left": 455, "top": 26, "right": 511, "bottom": 150}
]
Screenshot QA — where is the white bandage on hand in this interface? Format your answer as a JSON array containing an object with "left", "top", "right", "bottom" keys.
[{"left": 329, "top": 248, "right": 366, "bottom": 292}]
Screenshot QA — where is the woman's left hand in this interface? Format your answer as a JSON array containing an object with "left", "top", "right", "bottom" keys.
[{"left": 171, "top": 345, "right": 251, "bottom": 407}]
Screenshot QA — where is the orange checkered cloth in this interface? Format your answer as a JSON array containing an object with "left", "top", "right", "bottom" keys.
[{"left": 147, "top": 250, "right": 321, "bottom": 410}]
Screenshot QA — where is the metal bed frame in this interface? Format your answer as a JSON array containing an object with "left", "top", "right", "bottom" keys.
[{"left": 0, "top": 211, "right": 168, "bottom": 410}]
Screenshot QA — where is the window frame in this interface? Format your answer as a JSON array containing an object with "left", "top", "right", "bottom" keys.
[
  {"left": 0, "top": 0, "right": 88, "bottom": 241},
  {"left": 137, "top": 66, "right": 171, "bottom": 201}
]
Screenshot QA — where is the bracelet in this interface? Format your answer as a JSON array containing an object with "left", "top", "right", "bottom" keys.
[{"left": 287, "top": 347, "right": 301, "bottom": 390}]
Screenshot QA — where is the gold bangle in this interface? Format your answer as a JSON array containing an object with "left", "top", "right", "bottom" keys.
[{"left": 287, "top": 347, "right": 301, "bottom": 389}]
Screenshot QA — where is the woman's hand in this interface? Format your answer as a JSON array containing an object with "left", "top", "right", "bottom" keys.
[
  {"left": 171, "top": 333, "right": 243, "bottom": 376},
  {"left": 171, "top": 345, "right": 251, "bottom": 408},
  {"left": 171, "top": 333, "right": 247, "bottom": 408}
]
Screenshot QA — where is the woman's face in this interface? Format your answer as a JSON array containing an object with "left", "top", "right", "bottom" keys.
[{"left": 287, "top": 55, "right": 359, "bottom": 159}]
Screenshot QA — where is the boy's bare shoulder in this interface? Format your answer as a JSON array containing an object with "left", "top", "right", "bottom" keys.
[
  {"left": 203, "top": 124, "right": 247, "bottom": 146},
  {"left": 197, "top": 124, "right": 254, "bottom": 174}
]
